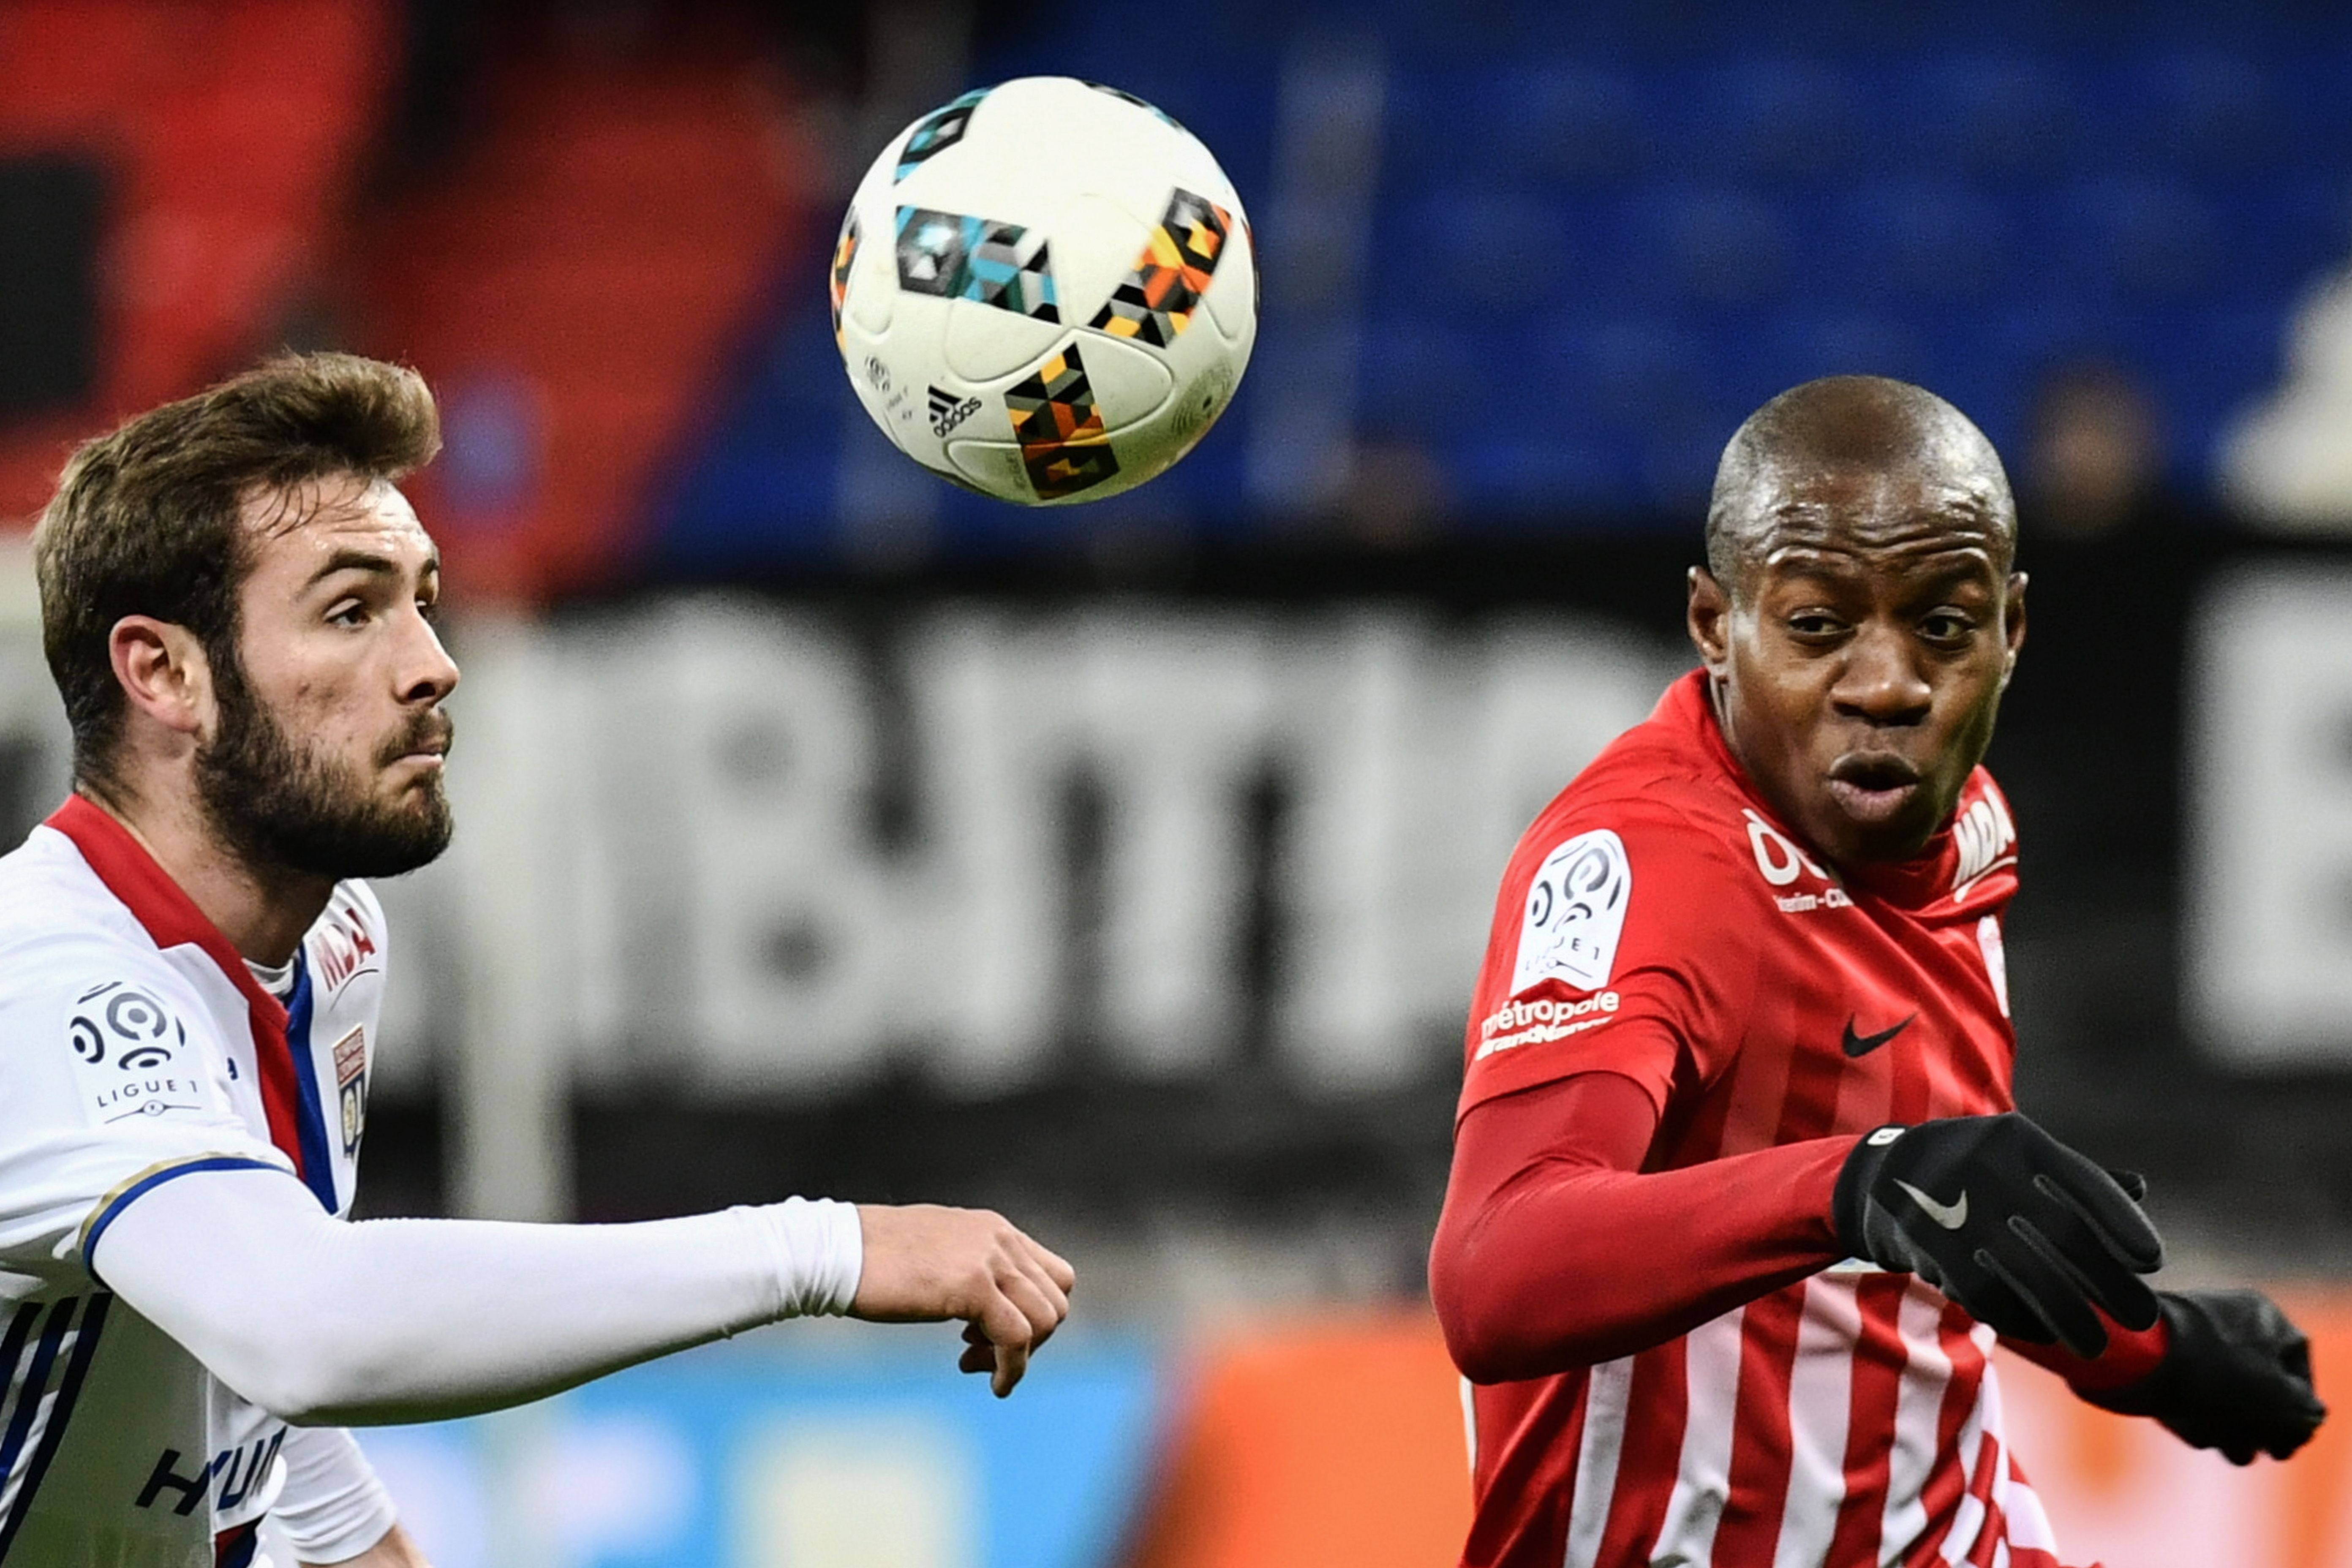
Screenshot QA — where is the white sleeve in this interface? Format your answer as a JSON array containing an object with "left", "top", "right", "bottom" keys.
[
  {"left": 0, "top": 946, "right": 293, "bottom": 1290},
  {"left": 270, "top": 1426, "right": 397, "bottom": 1565},
  {"left": 85, "top": 1164, "right": 864, "bottom": 1426}
]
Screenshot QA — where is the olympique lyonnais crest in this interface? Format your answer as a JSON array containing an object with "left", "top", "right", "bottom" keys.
[{"left": 332, "top": 1026, "right": 366, "bottom": 1156}]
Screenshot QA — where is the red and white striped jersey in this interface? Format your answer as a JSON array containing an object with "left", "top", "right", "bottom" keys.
[{"left": 1454, "top": 671, "right": 2077, "bottom": 1568}]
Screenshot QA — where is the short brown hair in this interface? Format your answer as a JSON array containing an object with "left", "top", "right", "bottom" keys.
[{"left": 35, "top": 352, "right": 441, "bottom": 794}]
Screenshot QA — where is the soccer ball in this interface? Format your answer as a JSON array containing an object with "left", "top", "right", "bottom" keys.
[{"left": 830, "top": 76, "right": 1257, "bottom": 506}]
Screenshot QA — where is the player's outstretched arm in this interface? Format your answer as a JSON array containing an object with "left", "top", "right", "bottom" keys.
[
  {"left": 1833, "top": 1113, "right": 2164, "bottom": 1358},
  {"left": 1432, "top": 1067, "right": 1859, "bottom": 1382},
  {"left": 85, "top": 1165, "right": 1073, "bottom": 1425}
]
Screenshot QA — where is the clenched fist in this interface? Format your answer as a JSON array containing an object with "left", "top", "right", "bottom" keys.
[
  {"left": 852, "top": 1205, "right": 1076, "bottom": 1396},
  {"left": 2083, "top": 1289, "right": 2326, "bottom": 1464}
]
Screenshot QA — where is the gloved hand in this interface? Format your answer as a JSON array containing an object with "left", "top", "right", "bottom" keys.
[
  {"left": 1832, "top": 1113, "right": 2163, "bottom": 1357},
  {"left": 2082, "top": 1289, "right": 2326, "bottom": 1464}
]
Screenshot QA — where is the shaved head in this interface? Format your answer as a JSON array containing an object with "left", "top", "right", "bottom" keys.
[
  {"left": 1685, "top": 374, "right": 2028, "bottom": 868},
  {"left": 1705, "top": 376, "right": 2016, "bottom": 599}
]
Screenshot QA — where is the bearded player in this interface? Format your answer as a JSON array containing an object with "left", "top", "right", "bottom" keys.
[
  {"left": 0, "top": 354, "right": 1075, "bottom": 1568},
  {"left": 1429, "top": 376, "right": 2323, "bottom": 1568}
]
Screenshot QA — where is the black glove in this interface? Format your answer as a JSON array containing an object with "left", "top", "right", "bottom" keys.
[
  {"left": 2082, "top": 1289, "right": 2327, "bottom": 1464},
  {"left": 1832, "top": 1113, "right": 2163, "bottom": 1358}
]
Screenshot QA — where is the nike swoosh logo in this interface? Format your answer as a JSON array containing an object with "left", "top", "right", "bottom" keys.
[
  {"left": 1895, "top": 1179, "right": 1970, "bottom": 1230},
  {"left": 1841, "top": 1013, "right": 1916, "bottom": 1058}
]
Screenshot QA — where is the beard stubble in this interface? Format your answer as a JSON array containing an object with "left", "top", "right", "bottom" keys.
[{"left": 194, "top": 650, "right": 454, "bottom": 881}]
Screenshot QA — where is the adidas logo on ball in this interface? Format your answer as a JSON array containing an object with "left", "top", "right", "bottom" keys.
[{"left": 928, "top": 385, "right": 981, "bottom": 438}]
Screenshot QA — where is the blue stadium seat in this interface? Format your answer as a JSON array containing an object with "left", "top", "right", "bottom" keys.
[
  {"left": 1906, "top": 55, "right": 2088, "bottom": 180},
  {"left": 1638, "top": 412, "right": 1738, "bottom": 512},
  {"left": 2048, "top": 178, "right": 2227, "bottom": 303},
  {"left": 1560, "top": 313, "right": 1711, "bottom": 427},
  {"left": 1704, "top": 57, "right": 1865, "bottom": 187},
  {"left": 1385, "top": 61, "right": 1651, "bottom": 192},
  {"left": 2148, "top": 306, "right": 2294, "bottom": 482},
  {"left": 2121, "top": 49, "right": 2291, "bottom": 177},
  {"left": 1394, "top": 189, "right": 1582, "bottom": 319},
  {"left": 1026, "top": 21, "right": 1280, "bottom": 188},
  {"left": 1375, "top": 0, "right": 1612, "bottom": 60},
  {"left": 1443, "top": 429, "right": 1642, "bottom": 517},
  {"left": 2037, "top": 0, "right": 2212, "bottom": 49},
  {"left": 648, "top": 295, "right": 849, "bottom": 569},
  {"left": 1745, "top": 312, "right": 1935, "bottom": 405},
  {"left": 1623, "top": 186, "right": 1796, "bottom": 306},
  {"left": 2283, "top": 51, "right": 2352, "bottom": 174},
  {"left": 1827, "top": 182, "right": 2019, "bottom": 305},
  {"left": 1356, "top": 321, "right": 1488, "bottom": 439}
]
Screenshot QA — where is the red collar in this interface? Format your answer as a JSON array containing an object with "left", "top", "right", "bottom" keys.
[
  {"left": 44, "top": 794, "right": 309, "bottom": 1176},
  {"left": 1670, "top": 670, "right": 1971, "bottom": 910}
]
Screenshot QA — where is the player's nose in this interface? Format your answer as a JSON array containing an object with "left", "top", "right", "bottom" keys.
[
  {"left": 1829, "top": 623, "right": 1931, "bottom": 727},
  {"left": 395, "top": 611, "right": 460, "bottom": 705}
]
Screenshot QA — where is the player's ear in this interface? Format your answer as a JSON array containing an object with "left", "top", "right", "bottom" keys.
[
  {"left": 1687, "top": 566, "right": 1732, "bottom": 672},
  {"left": 2000, "top": 571, "right": 2027, "bottom": 690},
  {"left": 109, "top": 617, "right": 213, "bottom": 739}
]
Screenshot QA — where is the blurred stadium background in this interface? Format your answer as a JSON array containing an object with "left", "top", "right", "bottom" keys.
[{"left": 9, "top": 0, "right": 2352, "bottom": 1562}]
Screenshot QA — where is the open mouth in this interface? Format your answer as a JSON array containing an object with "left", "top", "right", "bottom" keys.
[{"left": 1825, "top": 753, "right": 1922, "bottom": 825}]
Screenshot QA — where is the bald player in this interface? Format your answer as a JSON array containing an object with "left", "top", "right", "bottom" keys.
[{"left": 1428, "top": 377, "right": 2323, "bottom": 1568}]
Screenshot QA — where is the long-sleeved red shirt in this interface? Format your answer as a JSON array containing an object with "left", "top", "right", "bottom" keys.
[
  {"left": 1435, "top": 672, "right": 2160, "bottom": 1568},
  {"left": 1429, "top": 1065, "right": 2164, "bottom": 1387}
]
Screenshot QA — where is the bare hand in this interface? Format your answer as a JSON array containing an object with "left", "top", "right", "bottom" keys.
[{"left": 852, "top": 1205, "right": 1075, "bottom": 1396}]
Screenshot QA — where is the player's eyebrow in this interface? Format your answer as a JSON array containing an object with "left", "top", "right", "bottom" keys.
[{"left": 304, "top": 548, "right": 437, "bottom": 590}]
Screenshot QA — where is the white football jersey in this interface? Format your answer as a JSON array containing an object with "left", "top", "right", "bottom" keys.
[{"left": 0, "top": 798, "right": 383, "bottom": 1567}]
